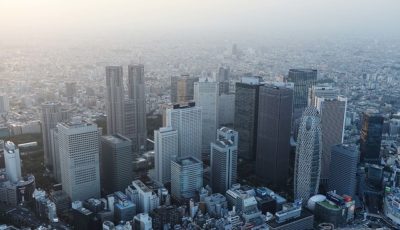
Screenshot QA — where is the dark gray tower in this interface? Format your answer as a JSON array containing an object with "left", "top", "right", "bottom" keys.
[
  {"left": 234, "top": 76, "right": 263, "bottom": 161},
  {"left": 287, "top": 69, "right": 317, "bottom": 121},
  {"left": 360, "top": 111, "right": 383, "bottom": 164},
  {"left": 105, "top": 66, "right": 124, "bottom": 135},
  {"left": 101, "top": 134, "right": 134, "bottom": 194},
  {"left": 41, "top": 102, "right": 62, "bottom": 169},
  {"left": 328, "top": 144, "right": 359, "bottom": 197},
  {"left": 128, "top": 64, "right": 147, "bottom": 153},
  {"left": 256, "top": 83, "right": 293, "bottom": 190}
]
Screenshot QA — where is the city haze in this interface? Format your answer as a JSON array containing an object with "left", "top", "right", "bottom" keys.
[{"left": 1, "top": 0, "right": 399, "bottom": 45}]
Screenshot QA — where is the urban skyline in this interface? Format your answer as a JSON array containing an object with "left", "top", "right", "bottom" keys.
[{"left": 1, "top": 1, "right": 400, "bottom": 229}]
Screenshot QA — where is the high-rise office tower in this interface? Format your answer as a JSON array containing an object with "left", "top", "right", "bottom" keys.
[
  {"left": 123, "top": 98, "right": 137, "bottom": 146},
  {"left": 218, "top": 93, "right": 235, "bottom": 127},
  {"left": 360, "top": 111, "right": 384, "bottom": 164},
  {"left": 0, "top": 95, "right": 9, "bottom": 115},
  {"left": 210, "top": 127, "right": 238, "bottom": 194},
  {"left": 234, "top": 76, "right": 263, "bottom": 160},
  {"left": 4, "top": 141, "right": 21, "bottom": 183},
  {"left": 308, "top": 84, "right": 340, "bottom": 107},
  {"left": 105, "top": 66, "right": 124, "bottom": 135},
  {"left": 128, "top": 64, "right": 147, "bottom": 153},
  {"left": 286, "top": 69, "right": 317, "bottom": 121},
  {"left": 41, "top": 102, "right": 62, "bottom": 169},
  {"left": 328, "top": 144, "right": 359, "bottom": 197},
  {"left": 194, "top": 78, "right": 219, "bottom": 155},
  {"left": 315, "top": 96, "right": 347, "bottom": 183},
  {"left": 165, "top": 103, "right": 202, "bottom": 160},
  {"left": 58, "top": 118, "right": 101, "bottom": 201},
  {"left": 217, "top": 66, "right": 230, "bottom": 82},
  {"left": 170, "top": 75, "right": 199, "bottom": 104},
  {"left": 171, "top": 156, "right": 203, "bottom": 199},
  {"left": 154, "top": 127, "right": 178, "bottom": 184},
  {"left": 50, "top": 128, "right": 61, "bottom": 182},
  {"left": 294, "top": 107, "right": 322, "bottom": 202},
  {"left": 65, "top": 82, "right": 77, "bottom": 103},
  {"left": 255, "top": 82, "right": 293, "bottom": 189},
  {"left": 101, "top": 134, "right": 134, "bottom": 194}
]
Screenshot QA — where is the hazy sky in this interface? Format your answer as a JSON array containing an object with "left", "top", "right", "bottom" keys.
[{"left": 0, "top": 0, "right": 399, "bottom": 44}]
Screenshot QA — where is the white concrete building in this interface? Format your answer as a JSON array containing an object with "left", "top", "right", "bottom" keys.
[
  {"left": 58, "top": 118, "right": 101, "bottom": 201},
  {"left": 4, "top": 141, "right": 21, "bottom": 183},
  {"left": 194, "top": 78, "right": 219, "bottom": 156},
  {"left": 210, "top": 127, "right": 238, "bottom": 194},
  {"left": 154, "top": 127, "right": 178, "bottom": 184},
  {"left": 166, "top": 103, "right": 202, "bottom": 160}
]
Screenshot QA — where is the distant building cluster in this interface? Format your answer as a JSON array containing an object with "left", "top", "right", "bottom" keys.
[{"left": 2, "top": 53, "right": 400, "bottom": 230}]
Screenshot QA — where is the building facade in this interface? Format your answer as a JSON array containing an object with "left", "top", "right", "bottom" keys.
[
  {"left": 58, "top": 119, "right": 101, "bottom": 201},
  {"left": 128, "top": 64, "right": 147, "bottom": 153},
  {"left": 256, "top": 83, "right": 293, "bottom": 189},
  {"left": 315, "top": 96, "right": 347, "bottom": 183},
  {"left": 41, "top": 102, "right": 62, "bottom": 170},
  {"left": 360, "top": 111, "right": 384, "bottom": 164},
  {"left": 171, "top": 156, "right": 203, "bottom": 199},
  {"left": 100, "top": 134, "right": 134, "bottom": 194},
  {"left": 211, "top": 127, "right": 238, "bottom": 194},
  {"left": 234, "top": 76, "right": 263, "bottom": 160},
  {"left": 165, "top": 103, "right": 202, "bottom": 160},
  {"left": 105, "top": 66, "right": 124, "bottom": 135},
  {"left": 294, "top": 107, "right": 322, "bottom": 202},
  {"left": 328, "top": 144, "right": 359, "bottom": 197},
  {"left": 170, "top": 75, "right": 198, "bottom": 104},
  {"left": 154, "top": 127, "right": 178, "bottom": 184},
  {"left": 286, "top": 69, "right": 317, "bottom": 122},
  {"left": 194, "top": 78, "right": 219, "bottom": 155}
]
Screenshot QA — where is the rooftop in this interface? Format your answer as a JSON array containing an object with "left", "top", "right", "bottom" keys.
[
  {"left": 133, "top": 180, "right": 152, "bottom": 193},
  {"left": 175, "top": 156, "right": 202, "bottom": 166},
  {"left": 267, "top": 209, "right": 313, "bottom": 228},
  {"left": 102, "top": 134, "right": 131, "bottom": 144}
]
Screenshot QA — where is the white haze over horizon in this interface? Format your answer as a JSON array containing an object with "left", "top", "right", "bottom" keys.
[{"left": 0, "top": 0, "right": 399, "bottom": 46}]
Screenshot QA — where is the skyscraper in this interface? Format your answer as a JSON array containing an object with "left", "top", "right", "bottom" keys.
[
  {"left": 50, "top": 128, "right": 61, "bottom": 182},
  {"left": 171, "top": 156, "right": 203, "bottom": 200},
  {"left": 286, "top": 69, "right": 317, "bottom": 121},
  {"left": 170, "top": 75, "right": 198, "bottom": 104},
  {"left": 65, "top": 82, "right": 77, "bottom": 103},
  {"left": 0, "top": 95, "right": 9, "bottom": 115},
  {"left": 217, "top": 66, "right": 230, "bottom": 82},
  {"left": 100, "top": 134, "right": 134, "bottom": 194},
  {"left": 58, "top": 118, "right": 101, "bottom": 201},
  {"left": 105, "top": 66, "right": 124, "bottom": 135},
  {"left": 4, "top": 141, "right": 21, "bottom": 183},
  {"left": 194, "top": 78, "right": 219, "bottom": 155},
  {"left": 315, "top": 96, "right": 347, "bottom": 183},
  {"left": 255, "top": 82, "right": 293, "bottom": 189},
  {"left": 234, "top": 76, "right": 263, "bottom": 160},
  {"left": 128, "top": 64, "right": 147, "bottom": 153},
  {"left": 360, "top": 111, "right": 384, "bottom": 164},
  {"left": 165, "top": 103, "right": 202, "bottom": 160},
  {"left": 41, "top": 102, "right": 62, "bottom": 169},
  {"left": 210, "top": 127, "right": 238, "bottom": 194},
  {"left": 328, "top": 144, "right": 359, "bottom": 197},
  {"left": 218, "top": 93, "right": 235, "bottom": 127},
  {"left": 294, "top": 107, "right": 322, "bottom": 202},
  {"left": 154, "top": 127, "right": 178, "bottom": 184},
  {"left": 123, "top": 98, "right": 137, "bottom": 147}
]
